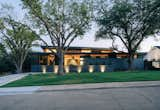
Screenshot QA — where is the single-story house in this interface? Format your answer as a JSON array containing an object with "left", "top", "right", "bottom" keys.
[{"left": 23, "top": 46, "right": 146, "bottom": 73}]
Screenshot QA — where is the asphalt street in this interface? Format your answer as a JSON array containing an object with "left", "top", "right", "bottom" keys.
[{"left": 0, "top": 86, "right": 160, "bottom": 110}]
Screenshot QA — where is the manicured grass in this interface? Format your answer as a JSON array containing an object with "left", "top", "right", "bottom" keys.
[{"left": 2, "top": 71, "right": 160, "bottom": 87}]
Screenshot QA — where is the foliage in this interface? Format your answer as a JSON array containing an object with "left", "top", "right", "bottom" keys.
[
  {"left": 0, "top": 43, "right": 5, "bottom": 58},
  {"left": 96, "top": 0, "right": 160, "bottom": 70},
  {"left": 21, "top": 0, "right": 93, "bottom": 75},
  {"left": 0, "top": 17, "right": 38, "bottom": 73},
  {"left": 0, "top": 43, "right": 15, "bottom": 73}
]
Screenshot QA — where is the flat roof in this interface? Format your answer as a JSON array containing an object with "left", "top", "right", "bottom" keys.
[
  {"left": 41, "top": 46, "right": 113, "bottom": 50},
  {"left": 155, "top": 46, "right": 160, "bottom": 49}
]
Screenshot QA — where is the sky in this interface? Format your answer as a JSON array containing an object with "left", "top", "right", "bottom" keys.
[{"left": 0, "top": 0, "right": 160, "bottom": 52}]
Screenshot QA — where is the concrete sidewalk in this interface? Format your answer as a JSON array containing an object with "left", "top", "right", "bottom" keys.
[
  {"left": 0, "top": 74, "right": 27, "bottom": 86},
  {"left": 1, "top": 81, "right": 160, "bottom": 96},
  {"left": 0, "top": 86, "right": 41, "bottom": 96}
]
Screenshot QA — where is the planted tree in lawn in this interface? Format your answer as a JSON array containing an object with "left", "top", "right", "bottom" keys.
[
  {"left": 96, "top": 0, "right": 160, "bottom": 70},
  {"left": 0, "top": 18, "right": 38, "bottom": 73},
  {"left": 21, "top": 0, "right": 93, "bottom": 75}
]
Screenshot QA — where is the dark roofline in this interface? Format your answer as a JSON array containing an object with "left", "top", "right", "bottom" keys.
[
  {"left": 29, "top": 52, "right": 54, "bottom": 55},
  {"left": 155, "top": 46, "right": 160, "bottom": 49},
  {"left": 29, "top": 52, "right": 129, "bottom": 56},
  {"left": 30, "top": 51, "right": 132, "bottom": 55},
  {"left": 41, "top": 46, "right": 113, "bottom": 50}
]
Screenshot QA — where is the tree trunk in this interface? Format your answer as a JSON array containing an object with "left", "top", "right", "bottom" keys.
[
  {"left": 15, "top": 64, "right": 23, "bottom": 74},
  {"left": 57, "top": 48, "right": 65, "bottom": 75},
  {"left": 128, "top": 53, "right": 134, "bottom": 71}
]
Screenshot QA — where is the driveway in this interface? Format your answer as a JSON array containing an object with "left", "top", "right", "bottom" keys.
[
  {"left": 0, "top": 74, "right": 27, "bottom": 86},
  {"left": 0, "top": 85, "right": 160, "bottom": 110}
]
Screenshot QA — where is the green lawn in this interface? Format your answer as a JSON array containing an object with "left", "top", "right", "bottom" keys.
[{"left": 2, "top": 71, "right": 160, "bottom": 87}]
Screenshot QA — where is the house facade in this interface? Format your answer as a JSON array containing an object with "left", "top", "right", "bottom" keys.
[{"left": 27, "top": 46, "right": 145, "bottom": 73}]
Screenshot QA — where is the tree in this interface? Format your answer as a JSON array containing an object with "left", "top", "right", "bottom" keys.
[
  {"left": 0, "top": 43, "right": 5, "bottom": 58},
  {"left": 0, "top": 43, "right": 15, "bottom": 73},
  {"left": 21, "top": 0, "right": 93, "bottom": 75},
  {"left": 96, "top": 0, "right": 160, "bottom": 70},
  {"left": 0, "top": 17, "right": 38, "bottom": 73}
]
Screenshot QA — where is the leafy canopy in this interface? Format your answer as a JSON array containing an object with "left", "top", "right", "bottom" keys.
[
  {"left": 0, "top": 18, "right": 38, "bottom": 53},
  {"left": 96, "top": 0, "right": 160, "bottom": 53},
  {"left": 22, "top": 0, "right": 93, "bottom": 50},
  {"left": 0, "top": 17, "right": 38, "bottom": 73}
]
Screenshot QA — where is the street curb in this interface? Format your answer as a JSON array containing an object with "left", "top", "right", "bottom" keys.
[
  {"left": 37, "top": 81, "right": 160, "bottom": 92},
  {"left": 37, "top": 85, "right": 160, "bottom": 92}
]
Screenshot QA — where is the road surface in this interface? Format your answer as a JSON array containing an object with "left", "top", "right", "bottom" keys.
[{"left": 0, "top": 86, "right": 160, "bottom": 110}]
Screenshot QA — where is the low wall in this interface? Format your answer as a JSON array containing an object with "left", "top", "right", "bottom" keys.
[{"left": 31, "top": 58, "right": 144, "bottom": 73}]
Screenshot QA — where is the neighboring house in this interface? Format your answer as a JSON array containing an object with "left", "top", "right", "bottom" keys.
[
  {"left": 25, "top": 46, "right": 145, "bottom": 73},
  {"left": 144, "top": 46, "right": 160, "bottom": 69}
]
